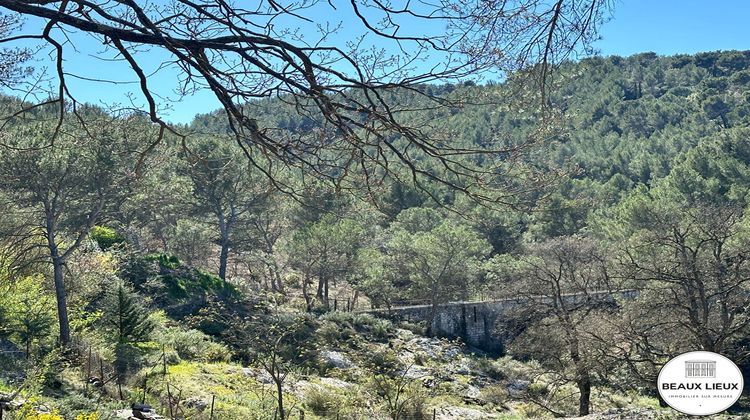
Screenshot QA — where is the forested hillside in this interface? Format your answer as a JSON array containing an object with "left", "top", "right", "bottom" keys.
[{"left": 2, "top": 50, "right": 750, "bottom": 419}]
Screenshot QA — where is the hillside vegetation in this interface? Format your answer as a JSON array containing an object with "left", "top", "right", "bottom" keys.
[{"left": 2, "top": 50, "right": 750, "bottom": 418}]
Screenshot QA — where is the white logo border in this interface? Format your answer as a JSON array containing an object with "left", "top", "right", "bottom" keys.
[{"left": 657, "top": 350, "right": 744, "bottom": 416}]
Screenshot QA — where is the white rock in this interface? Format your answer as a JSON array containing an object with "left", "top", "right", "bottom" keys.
[
  {"left": 402, "top": 365, "right": 431, "bottom": 379},
  {"left": 321, "top": 350, "right": 354, "bottom": 369},
  {"left": 319, "top": 377, "right": 355, "bottom": 389},
  {"left": 113, "top": 409, "right": 133, "bottom": 419},
  {"left": 464, "top": 385, "right": 481, "bottom": 399},
  {"left": 506, "top": 379, "right": 530, "bottom": 397},
  {"left": 241, "top": 367, "right": 274, "bottom": 384},
  {"left": 435, "top": 406, "right": 496, "bottom": 419},
  {"left": 395, "top": 328, "right": 416, "bottom": 340}
]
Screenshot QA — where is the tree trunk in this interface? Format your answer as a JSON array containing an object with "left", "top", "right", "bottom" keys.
[
  {"left": 218, "top": 239, "right": 229, "bottom": 280},
  {"left": 720, "top": 113, "right": 729, "bottom": 129},
  {"left": 52, "top": 255, "right": 71, "bottom": 346},
  {"left": 302, "top": 274, "right": 312, "bottom": 312},
  {"left": 159, "top": 230, "right": 170, "bottom": 253},
  {"left": 577, "top": 371, "right": 591, "bottom": 416},
  {"left": 217, "top": 210, "right": 231, "bottom": 281},
  {"left": 568, "top": 335, "right": 590, "bottom": 416},
  {"left": 426, "top": 300, "right": 438, "bottom": 336},
  {"left": 271, "top": 359, "right": 285, "bottom": 420},
  {"left": 45, "top": 210, "right": 71, "bottom": 347},
  {"left": 276, "top": 376, "right": 284, "bottom": 419},
  {"left": 272, "top": 263, "right": 284, "bottom": 294},
  {"left": 351, "top": 290, "right": 359, "bottom": 311},
  {"left": 316, "top": 276, "right": 324, "bottom": 300}
]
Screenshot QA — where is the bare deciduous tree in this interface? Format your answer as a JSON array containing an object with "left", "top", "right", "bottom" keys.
[
  {"left": 492, "top": 235, "right": 619, "bottom": 416},
  {"left": 621, "top": 204, "right": 750, "bottom": 357},
  {"left": 0, "top": 0, "right": 609, "bottom": 204}
]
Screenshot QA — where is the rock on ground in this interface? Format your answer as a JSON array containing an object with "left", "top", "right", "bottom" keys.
[
  {"left": 321, "top": 350, "right": 355, "bottom": 369},
  {"left": 434, "top": 406, "right": 497, "bottom": 419},
  {"left": 319, "top": 377, "right": 355, "bottom": 389},
  {"left": 401, "top": 364, "right": 432, "bottom": 379}
]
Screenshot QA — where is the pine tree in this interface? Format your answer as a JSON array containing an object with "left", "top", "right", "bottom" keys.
[{"left": 104, "top": 283, "right": 154, "bottom": 343}]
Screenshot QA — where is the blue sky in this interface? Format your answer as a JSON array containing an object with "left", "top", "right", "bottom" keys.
[
  {"left": 7, "top": 0, "right": 750, "bottom": 123},
  {"left": 595, "top": 0, "right": 750, "bottom": 57}
]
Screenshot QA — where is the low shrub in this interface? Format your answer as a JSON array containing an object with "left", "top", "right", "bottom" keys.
[
  {"left": 472, "top": 357, "right": 506, "bottom": 380},
  {"left": 304, "top": 385, "right": 340, "bottom": 416},
  {"left": 481, "top": 384, "right": 510, "bottom": 406},
  {"left": 494, "top": 356, "right": 540, "bottom": 381},
  {"left": 399, "top": 321, "right": 426, "bottom": 336},
  {"left": 90, "top": 226, "right": 124, "bottom": 250},
  {"left": 515, "top": 401, "right": 550, "bottom": 419},
  {"left": 370, "top": 319, "right": 391, "bottom": 342},
  {"left": 318, "top": 311, "right": 393, "bottom": 342},
  {"left": 145, "top": 253, "right": 181, "bottom": 269},
  {"left": 363, "top": 349, "right": 402, "bottom": 374},
  {"left": 527, "top": 381, "right": 550, "bottom": 398},
  {"left": 156, "top": 327, "right": 230, "bottom": 363},
  {"left": 319, "top": 310, "right": 356, "bottom": 325},
  {"left": 367, "top": 376, "right": 428, "bottom": 420}
]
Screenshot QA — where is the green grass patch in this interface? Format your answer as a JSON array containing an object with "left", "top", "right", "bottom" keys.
[
  {"left": 148, "top": 361, "right": 292, "bottom": 419},
  {"left": 143, "top": 253, "right": 239, "bottom": 299}
]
